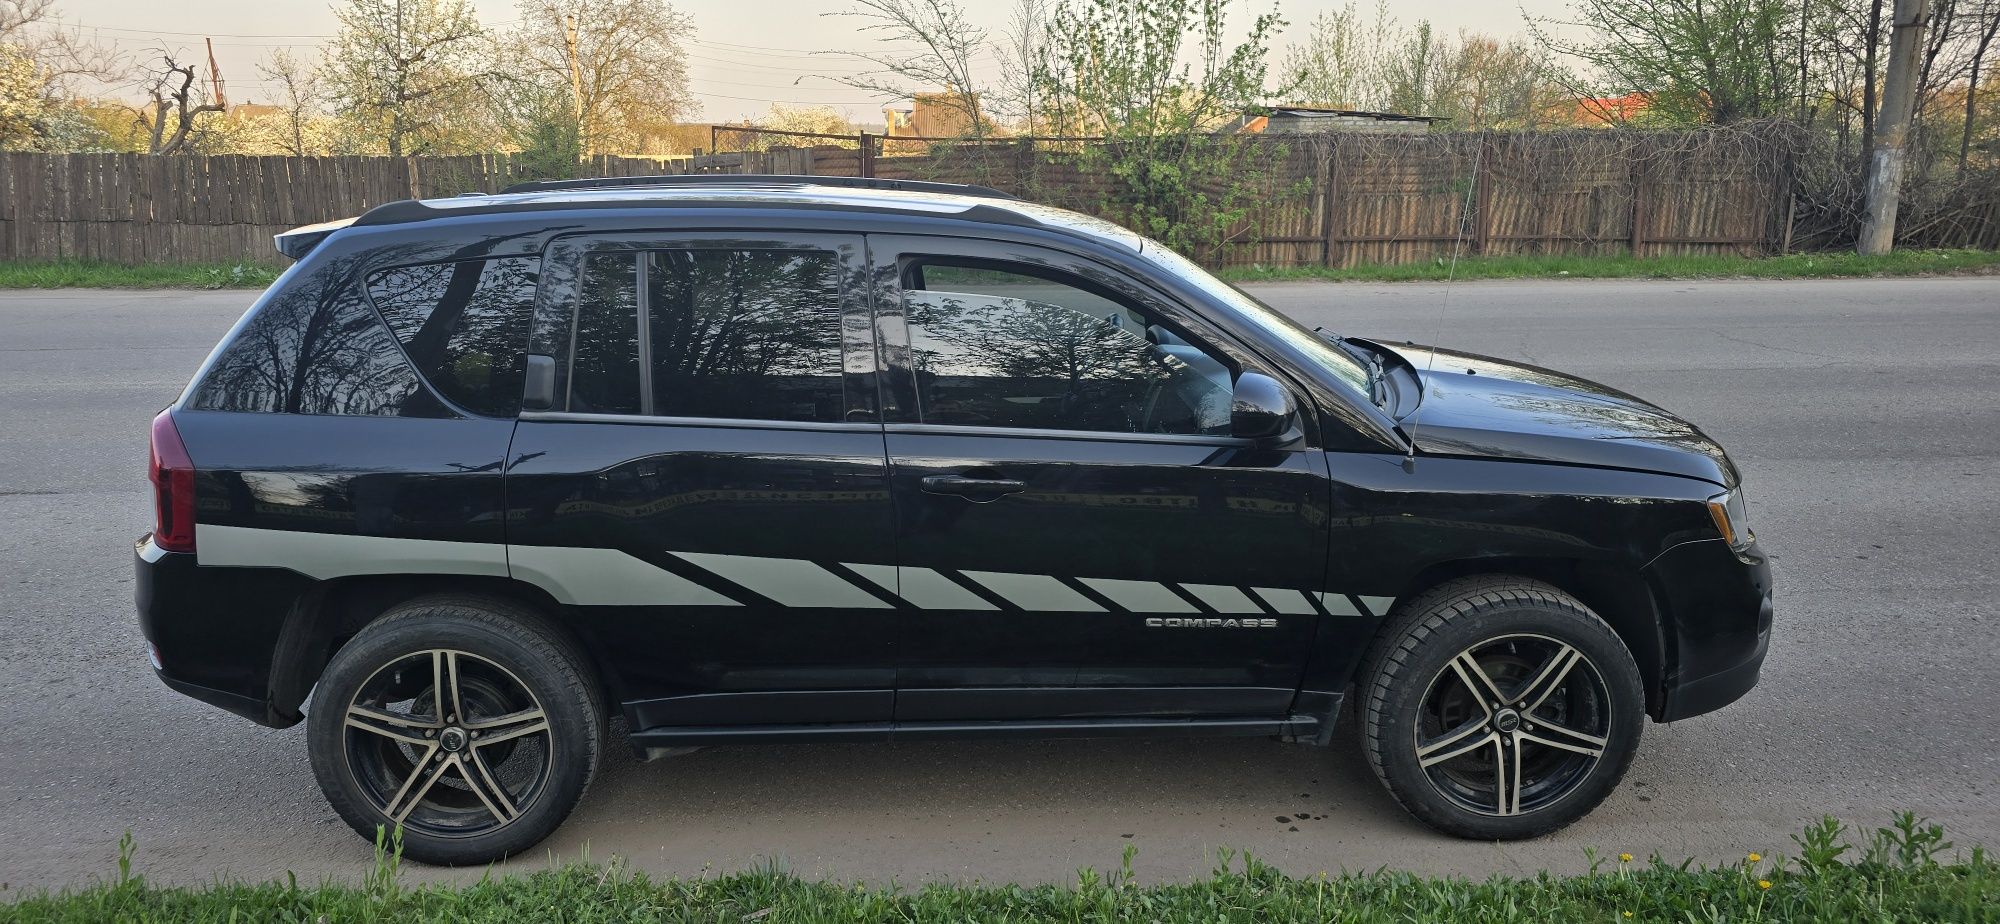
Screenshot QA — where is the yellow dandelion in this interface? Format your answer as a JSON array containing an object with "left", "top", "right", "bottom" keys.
[
  {"left": 1757, "top": 879, "right": 1772, "bottom": 890},
  {"left": 1622, "top": 913, "right": 1633, "bottom": 919},
  {"left": 1618, "top": 853, "right": 1633, "bottom": 863},
  {"left": 1747, "top": 852, "right": 1762, "bottom": 863}
]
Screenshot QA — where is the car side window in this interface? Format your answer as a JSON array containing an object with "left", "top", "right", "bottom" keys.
[
  {"left": 187, "top": 273, "right": 437, "bottom": 417},
  {"left": 366, "top": 257, "right": 539, "bottom": 417},
  {"left": 904, "top": 261, "right": 1232, "bottom": 436},
  {"left": 566, "top": 248, "right": 849, "bottom": 423}
]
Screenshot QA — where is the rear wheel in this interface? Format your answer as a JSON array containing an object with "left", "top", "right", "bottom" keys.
[
  {"left": 307, "top": 595, "right": 603, "bottom": 865},
  {"left": 1359, "top": 576, "right": 1644, "bottom": 840}
]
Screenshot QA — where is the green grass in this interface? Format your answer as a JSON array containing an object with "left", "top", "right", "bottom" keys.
[
  {"left": 1217, "top": 248, "right": 2000, "bottom": 283},
  {"left": 3, "top": 815, "right": 1994, "bottom": 922},
  {"left": 0, "top": 260, "right": 282, "bottom": 289}
]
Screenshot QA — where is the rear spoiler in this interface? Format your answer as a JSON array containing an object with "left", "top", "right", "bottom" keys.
[{"left": 274, "top": 217, "right": 356, "bottom": 261}]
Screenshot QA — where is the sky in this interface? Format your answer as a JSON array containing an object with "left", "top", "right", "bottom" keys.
[{"left": 60, "top": 0, "right": 1574, "bottom": 124}]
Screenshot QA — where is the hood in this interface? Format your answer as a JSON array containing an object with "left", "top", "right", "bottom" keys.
[{"left": 1373, "top": 341, "right": 1737, "bottom": 487}]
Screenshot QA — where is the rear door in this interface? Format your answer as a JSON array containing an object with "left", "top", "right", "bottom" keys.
[
  {"left": 505, "top": 232, "right": 900, "bottom": 733},
  {"left": 866, "top": 235, "right": 1333, "bottom": 723}
]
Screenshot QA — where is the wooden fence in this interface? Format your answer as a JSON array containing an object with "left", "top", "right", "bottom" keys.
[{"left": 0, "top": 130, "right": 1822, "bottom": 269}]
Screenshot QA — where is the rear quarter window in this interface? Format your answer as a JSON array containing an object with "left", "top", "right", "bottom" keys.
[
  {"left": 187, "top": 272, "right": 436, "bottom": 417},
  {"left": 366, "top": 258, "right": 539, "bottom": 417}
]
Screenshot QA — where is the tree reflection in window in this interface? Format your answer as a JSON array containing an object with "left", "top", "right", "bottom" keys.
[
  {"left": 569, "top": 253, "right": 643, "bottom": 415},
  {"left": 646, "top": 250, "right": 845, "bottom": 423},
  {"left": 907, "top": 292, "right": 1230, "bottom": 435},
  {"left": 188, "top": 276, "right": 430, "bottom": 416},
  {"left": 366, "top": 257, "right": 538, "bottom": 417}
]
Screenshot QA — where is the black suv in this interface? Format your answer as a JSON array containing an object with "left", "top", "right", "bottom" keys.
[{"left": 138, "top": 176, "right": 1771, "bottom": 865}]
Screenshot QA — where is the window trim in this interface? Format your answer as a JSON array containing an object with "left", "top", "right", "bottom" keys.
[
  {"left": 543, "top": 231, "right": 875, "bottom": 425},
  {"left": 884, "top": 420, "right": 1257, "bottom": 448},
  {"left": 520, "top": 409, "right": 885, "bottom": 434}
]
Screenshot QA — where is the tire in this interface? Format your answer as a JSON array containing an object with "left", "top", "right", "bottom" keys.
[
  {"left": 306, "top": 594, "right": 605, "bottom": 866},
  {"left": 1359, "top": 576, "right": 1644, "bottom": 840}
]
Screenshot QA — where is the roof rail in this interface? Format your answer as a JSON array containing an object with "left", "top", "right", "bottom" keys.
[{"left": 498, "top": 173, "right": 1019, "bottom": 201}]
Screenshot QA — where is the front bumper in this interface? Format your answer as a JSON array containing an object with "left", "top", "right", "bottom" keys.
[
  {"left": 135, "top": 535, "right": 311, "bottom": 728},
  {"left": 1644, "top": 537, "right": 1774, "bottom": 722}
]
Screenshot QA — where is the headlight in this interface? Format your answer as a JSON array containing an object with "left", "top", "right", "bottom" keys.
[{"left": 1707, "top": 489, "right": 1753, "bottom": 550}]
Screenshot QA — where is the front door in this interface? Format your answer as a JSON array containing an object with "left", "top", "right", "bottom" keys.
[
  {"left": 506, "top": 231, "right": 900, "bottom": 733},
  {"left": 866, "top": 236, "right": 1333, "bottom": 722}
]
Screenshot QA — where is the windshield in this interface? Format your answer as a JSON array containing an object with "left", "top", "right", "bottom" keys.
[{"left": 1134, "top": 242, "right": 1373, "bottom": 401}]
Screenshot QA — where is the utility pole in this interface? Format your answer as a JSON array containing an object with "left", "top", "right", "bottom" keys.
[
  {"left": 1858, "top": 0, "right": 1930, "bottom": 256},
  {"left": 563, "top": 13, "right": 585, "bottom": 156}
]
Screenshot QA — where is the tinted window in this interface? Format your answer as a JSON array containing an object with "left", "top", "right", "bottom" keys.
[
  {"left": 366, "top": 257, "right": 538, "bottom": 417},
  {"left": 919, "top": 264, "right": 1142, "bottom": 330},
  {"left": 907, "top": 270, "right": 1232, "bottom": 435},
  {"left": 189, "top": 276, "right": 432, "bottom": 417},
  {"left": 648, "top": 250, "right": 845, "bottom": 422},
  {"left": 564, "top": 248, "right": 848, "bottom": 423},
  {"left": 568, "top": 253, "right": 643, "bottom": 415}
]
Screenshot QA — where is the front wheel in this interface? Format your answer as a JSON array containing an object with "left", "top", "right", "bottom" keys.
[
  {"left": 1359, "top": 576, "right": 1644, "bottom": 840},
  {"left": 306, "top": 595, "right": 604, "bottom": 865}
]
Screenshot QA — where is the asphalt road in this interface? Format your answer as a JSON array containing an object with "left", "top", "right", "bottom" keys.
[{"left": 2, "top": 277, "right": 1996, "bottom": 893}]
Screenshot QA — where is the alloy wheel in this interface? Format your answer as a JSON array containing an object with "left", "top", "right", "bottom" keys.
[
  {"left": 340, "top": 649, "right": 553, "bottom": 838},
  {"left": 1411, "top": 633, "right": 1612, "bottom": 817}
]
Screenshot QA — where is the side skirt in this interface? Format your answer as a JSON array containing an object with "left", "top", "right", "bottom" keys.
[{"left": 627, "top": 713, "right": 1324, "bottom": 755}]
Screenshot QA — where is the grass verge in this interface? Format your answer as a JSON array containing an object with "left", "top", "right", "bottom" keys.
[
  {"left": 2, "top": 815, "right": 1993, "bottom": 922},
  {"left": 0, "top": 260, "right": 281, "bottom": 289},
  {"left": 1217, "top": 248, "right": 2000, "bottom": 283}
]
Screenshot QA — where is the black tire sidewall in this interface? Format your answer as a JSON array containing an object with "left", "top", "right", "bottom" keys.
[
  {"left": 1366, "top": 587, "right": 1644, "bottom": 840},
  {"left": 306, "top": 600, "right": 601, "bottom": 866}
]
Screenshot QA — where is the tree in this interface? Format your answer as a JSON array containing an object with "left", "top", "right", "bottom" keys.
[
  {"left": 1033, "top": 0, "right": 1288, "bottom": 260},
  {"left": 0, "top": 42, "right": 50, "bottom": 147},
  {"left": 994, "top": 0, "right": 1050, "bottom": 129},
  {"left": 1531, "top": 0, "right": 1805, "bottom": 124},
  {"left": 0, "top": 0, "right": 123, "bottom": 149},
  {"left": 321, "top": 0, "right": 494, "bottom": 156},
  {"left": 1281, "top": 5, "right": 1561, "bottom": 128},
  {"left": 1858, "top": 0, "right": 1930, "bottom": 254},
  {"left": 506, "top": 0, "right": 697, "bottom": 155},
  {"left": 1960, "top": 2, "right": 2000, "bottom": 169},
  {"left": 1, "top": 0, "right": 123, "bottom": 95},
  {"left": 256, "top": 49, "right": 322, "bottom": 156},
  {"left": 824, "top": 0, "right": 990, "bottom": 138},
  {"left": 139, "top": 47, "right": 226, "bottom": 155},
  {"left": 1279, "top": 2, "right": 1393, "bottom": 110}
]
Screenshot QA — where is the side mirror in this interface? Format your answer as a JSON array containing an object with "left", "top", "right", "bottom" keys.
[
  {"left": 522, "top": 354, "right": 557, "bottom": 411},
  {"left": 1231, "top": 371, "right": 1297, "bottom": 442}
]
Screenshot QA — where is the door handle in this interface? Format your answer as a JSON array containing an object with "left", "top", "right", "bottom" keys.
[{"left": 920, "top": 473, "right": 1026, "bottom": 500}]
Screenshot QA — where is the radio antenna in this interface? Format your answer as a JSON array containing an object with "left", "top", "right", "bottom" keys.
[{"left": 1400, "top": 130, "right": 1486, "bottom": 470}]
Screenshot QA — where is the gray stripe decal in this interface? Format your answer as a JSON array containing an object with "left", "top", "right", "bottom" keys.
[
  {"left": 1179, "top": 583, "right": 1261, "bottom": 614},
  {"left": 844, "top": 563, "right": 901, "bottom": 597},
  {"left": 1318, "top": 592, "right": 1362, "bottom": 617},
  {"left": 193, "top": 525, "right": 1382, "bottom": 616},
  {"left": 846, "top": 564, "right": 998, "bottom": 611},
  {"left": 673, "top": 552, "right": 891, "bottom": 609},
  {"left": 511, "top": 545, "right": 738, "bottom": 607},
  {"left": 1079, "top": 578, "right": 1198, "bottom": 613},
  {"left": 197, "top": 524, "right": 507, "bottom": 581},
  {"left": 1358, "top": 596, "right": 1397, "bottom": 617},
  {"left": 961, "top": 570, "right": 1105, "bottom": 612},
  {"left": 1252, "top": 587, "right": 1318, "bottom": 615}
]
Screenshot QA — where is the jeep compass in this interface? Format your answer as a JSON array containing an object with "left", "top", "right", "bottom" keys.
[{"left": 137, "top": 175, "right": 1772, "bottom": 865}]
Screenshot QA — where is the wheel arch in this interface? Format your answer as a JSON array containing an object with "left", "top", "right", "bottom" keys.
[
  {"left": 1383, "top": 557, "right": 1671, "bottom": 718},
  {"left": 267, "top": 574, "right": 617, "bottom": 725}
]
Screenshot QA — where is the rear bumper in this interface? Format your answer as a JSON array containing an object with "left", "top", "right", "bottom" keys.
[
  {"left": 1644, "top": 537, "right": 1774, "bottom": 722},
  {"left": 135, "top": 535, "right": 309, "bottom": 728}
]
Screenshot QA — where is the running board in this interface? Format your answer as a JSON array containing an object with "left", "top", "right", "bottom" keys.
[{"left": 628, "top": 714, "right": 1319, "bottom": 751}]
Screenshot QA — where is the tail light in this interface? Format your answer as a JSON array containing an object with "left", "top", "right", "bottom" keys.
[{"left": 149, "top": 410, "right": 196, "bottom": 552}]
